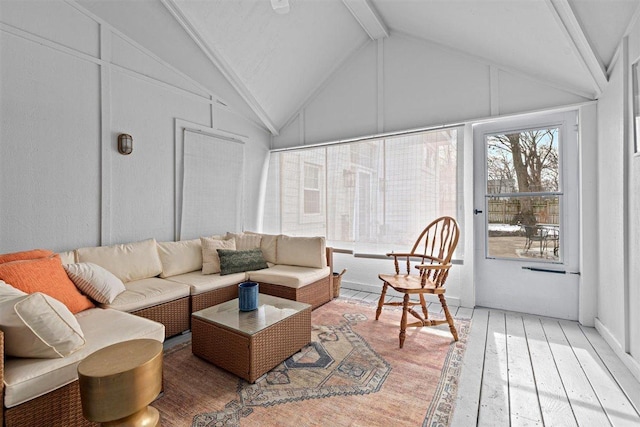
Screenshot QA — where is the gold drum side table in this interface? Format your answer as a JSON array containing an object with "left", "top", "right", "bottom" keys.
[{"left": 77, "top": 339, "right": 163, "bottom": 426}]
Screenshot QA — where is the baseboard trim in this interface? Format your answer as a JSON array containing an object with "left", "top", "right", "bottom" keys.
[
  {"left": 341, "top": 280, "right": 461, "bottom": 307},
  {"left": 595, "top": 318, "right": 640, "bottom": 383}
]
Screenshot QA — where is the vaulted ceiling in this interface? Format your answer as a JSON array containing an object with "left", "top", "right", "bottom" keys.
[{"left": 79, "top": 0, "right": 640, "bottom": 135}]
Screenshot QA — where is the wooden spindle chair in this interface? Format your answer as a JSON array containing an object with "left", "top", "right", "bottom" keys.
[{"left": 375, "top": 216, "right": 460, "bottom": 348}]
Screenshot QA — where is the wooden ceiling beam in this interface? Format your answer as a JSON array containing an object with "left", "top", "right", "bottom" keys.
[{"left": 341, "top": 0, "right": 388, "bottom": 40}]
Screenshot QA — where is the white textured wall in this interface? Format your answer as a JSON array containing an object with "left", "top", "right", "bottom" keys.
[
  {"left": 630, "top": 20, "right": 640, "bottom": 371},
  {"left": 274, "top": 32, "right": 588, "bottom": 148},
  {"left": 0, "top": 1, "right": 270, "bottom": 252},
  {"left": 595, "top": 16, "right": 640, "bottom": 379}
]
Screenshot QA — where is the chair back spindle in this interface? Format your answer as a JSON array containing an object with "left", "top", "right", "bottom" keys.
[{"left": 410, "top": 216, "right": 459, "bottom": 288}]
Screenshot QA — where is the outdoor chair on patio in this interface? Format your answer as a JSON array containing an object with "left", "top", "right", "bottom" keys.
[
  {"left": 522, "top": 224, "right": 547, "bottom": 255},
  {"left": 376, "top": 216, "right": 460, "bottom": 348}
]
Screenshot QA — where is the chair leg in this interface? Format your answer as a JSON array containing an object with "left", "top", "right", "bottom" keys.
[
  {"left": 439, "top": 294, "right": 458, "bottom": 342},
  {"left": 419, "top": 294, "right": 429, "bottom": 319},
  {"left": 376, "top": 282, "right": 388, "bottom": 321},
  {"left": 399, "top": 293, "right": 409, "bottom": 348}
]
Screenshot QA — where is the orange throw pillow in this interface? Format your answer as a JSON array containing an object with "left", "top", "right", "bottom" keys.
[
  {"left": 0, "top": 255, "right": 94, "bottom": 314},
  {"left": 0, "top": 249, "right": 54, "bottom": 264}
]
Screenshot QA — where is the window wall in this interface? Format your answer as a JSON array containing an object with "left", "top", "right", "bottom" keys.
[{"left": 262, "top": 127, "right": 462, "bottom": 255}]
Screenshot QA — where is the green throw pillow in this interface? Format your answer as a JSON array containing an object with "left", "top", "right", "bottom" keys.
[{"left": 217, "top": 248, "right": 268, "bottom": 276}]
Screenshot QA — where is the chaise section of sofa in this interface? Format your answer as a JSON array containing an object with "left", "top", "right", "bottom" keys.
[{"left": 1, "top": 308, "right": 164, "bottom": 427}]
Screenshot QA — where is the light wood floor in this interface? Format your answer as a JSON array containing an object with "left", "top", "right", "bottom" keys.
[{"left": 340, "top": 287, "right": 640, "bottom": 427}]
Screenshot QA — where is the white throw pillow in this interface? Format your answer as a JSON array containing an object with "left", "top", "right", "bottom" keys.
[
  {"left": 64, "top": 262, "right": 126, "bottom": 304},
  {"left": 276, "top": 235, "right": 326, "bottom": 268},
  {"left": 0, "top": 279, "right": 26, "bottom": 302},
  {"left": 157, "top": 239, "right": 203, "bottom": 278},
  {"left": 75, "top": 238, "right": 163, "bottom": 283},
  {"left": 201, "top": 237, "right": 236, "bottom": 275},
  {"left": 0, "top": 292, "right": 85, "bottom": 358}
]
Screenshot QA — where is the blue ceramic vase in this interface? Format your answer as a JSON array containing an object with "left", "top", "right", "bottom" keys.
[{"left": 238, "top": 281, "right": 259, "bottom": 311}]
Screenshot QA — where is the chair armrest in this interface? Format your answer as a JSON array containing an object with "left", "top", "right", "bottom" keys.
[
  {"left": 415, "top": 263, "right": 451, "bottom": 271},
  {"left": 385, "top": 252, "right": 413, "bottom": 258}
]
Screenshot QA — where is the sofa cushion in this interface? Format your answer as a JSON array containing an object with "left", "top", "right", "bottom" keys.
[
  {"left": 248, "top": 265, "right": 331, "bottom": 289},
  {"left": 3, "top": 307, "right": 164, "bottom": 408},
  {"left": 218, "top": 248, "right": 268, "bottom": 276},
  {"left": 165, "top": 270, "right": 247, "bottom": 296},
  {"left": 245, "top": 231, "right": 278, "bottom": 264},
  {"left": 0, "top": 255, "right": 94, "bottom": 314},
  {"left": 0, "top": 292, "right": 85, "bottom": 359},
  {"left": 64, "top": 262, "right": 126, "bottom": 304},
  {"left": 0, "top": 249, "right": 54, "bottom": 264},
  {"left": 157, "top": 239, "right": 202, "bottom": 278},
  {"left": 101, "top": 277, "right": 190, "bottom": 312},
  {"left": 201, "top": 237, "right": 236, "bottom": 275},
  {"left": 76, "top": 239, "right": 163, "bottom": 283},
  {"left": 225, "top": 232, "right": 262, "bottom": 251},
  {"left": 57, "top": 250, "right": 76, "bottom": 265},
  {"left": 276, "top": 235, "right": 326, "bottom": 268}
]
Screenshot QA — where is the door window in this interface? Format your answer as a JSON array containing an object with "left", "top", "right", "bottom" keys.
[{"left": 485, "top": 127, "right": 561, "bottom": 262}]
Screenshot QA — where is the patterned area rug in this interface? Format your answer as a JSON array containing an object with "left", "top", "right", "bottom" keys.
[{"left": 154, "top": 298, "right": 469, "bottom": 426}]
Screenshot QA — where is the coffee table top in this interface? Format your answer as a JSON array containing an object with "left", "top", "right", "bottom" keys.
[{"left": 192, "top": 294, "right": 311, "bottom": 336}]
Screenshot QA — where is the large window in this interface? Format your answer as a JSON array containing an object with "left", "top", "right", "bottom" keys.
[{"left": 262, "top": 127, "right": 462, "bottom": 254}]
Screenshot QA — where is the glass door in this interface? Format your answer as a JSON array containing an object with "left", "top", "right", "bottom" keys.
[{"left": 473, "top": 111, "right": 580, "bottom": 320}]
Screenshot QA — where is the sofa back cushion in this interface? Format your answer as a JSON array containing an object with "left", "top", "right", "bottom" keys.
[
  {"left": 0, "top": 249, "right": 53, "bottom": 264},
  {"left": 57, "top": 250, "right": 76, "bottom": 265},
  {"left": 245, "top": 231, "right": 278, "bottom": 264},
  {"left": 76, "top": 239, "right": 163, "bottom": 283},
  {"left": 0, "top": 255, "right": 94, "bottom": 314},
  {"left": 276, "top": 235, "right": 326, "bottom": 268},
  {"left": 226, "top": 233, "right": 262, "bottom": 251},
  {"left": 157, "top": 239, "right": 202, "bottom": 278}
]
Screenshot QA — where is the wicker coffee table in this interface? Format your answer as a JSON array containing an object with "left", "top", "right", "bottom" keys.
[{"left": 191, "top": 294, "right": 311, "bottom": 383}]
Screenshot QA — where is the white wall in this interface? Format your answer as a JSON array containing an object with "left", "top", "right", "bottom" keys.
[
  {"left": 273, "top": 31, "right": 590, "bottom": 307},
  {"left": 595, "top": 16, "right": 640, "bottom": 380},
  {"left": 274, "top": 32, "right": 589, "bottom": 148},
  {"left": 630, "top": 20, "right": 640, "bottom": 376},
  {"left": 0, "top": 0, "right": 270, "bottom": 252}
]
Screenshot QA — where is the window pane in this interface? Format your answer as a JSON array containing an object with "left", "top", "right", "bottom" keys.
[
  {"left": 487, "top": 128, "right": 559, "bottom": 194},
  {"left": 304, "top": 164, "right": 319, "bottom": 189},
  {"left": 262, "top": 127, "right": 461, "bottom": 255},
  {"left": 304, "top": 189, "right": 320, "bottom": 214},
  {"left": 487, "top": 195, "right": 560, "bottom": 261}
]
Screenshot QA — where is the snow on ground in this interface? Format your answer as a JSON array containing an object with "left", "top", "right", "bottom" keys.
[{"left": 488, "top": 224, "right": 522, "bottom": 233}]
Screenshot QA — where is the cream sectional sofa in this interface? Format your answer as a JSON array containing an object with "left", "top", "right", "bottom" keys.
[
  {"left": 65, "top": 232, "right": 333, "bottom": 338},
  {"left": 0, "top": 232, "right": 332, "bottom": 427}
]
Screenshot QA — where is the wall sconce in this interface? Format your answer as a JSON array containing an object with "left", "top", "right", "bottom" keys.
[{"left": 117, "top": 134, "right": 133, "bottom": 155}]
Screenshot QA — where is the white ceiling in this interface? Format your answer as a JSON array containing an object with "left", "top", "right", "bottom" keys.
[{"left": 79, "top": 0, "right": 640, "bottom": 135}]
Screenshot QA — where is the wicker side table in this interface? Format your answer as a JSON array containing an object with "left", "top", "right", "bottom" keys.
[{"left": 77, "top": 339, "right": 163, "bottom": 426}]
